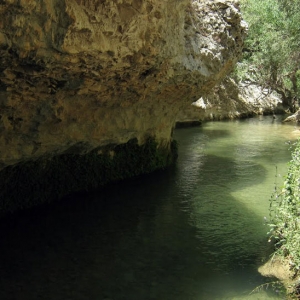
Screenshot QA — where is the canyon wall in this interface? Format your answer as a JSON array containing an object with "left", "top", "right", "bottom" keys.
[
  {"left": 0, "top": 0, "right": 246, "bottom": 212},
  {"left": 176, "top": 77, "right": 283, "bottom": 124}
]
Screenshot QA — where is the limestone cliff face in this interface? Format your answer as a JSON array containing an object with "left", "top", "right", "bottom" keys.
[
  {"left": 0, "top": 0, "right": 246, "bottom": 171},
  {"left": 0, "top": 0, "right": 246, "bottom": 212},
  {"left": 176, "top": 77, "right": 283, "bottom": 123}
]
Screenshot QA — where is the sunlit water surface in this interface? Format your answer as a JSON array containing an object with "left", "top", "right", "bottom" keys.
[{"left": 0, "top": 116, "right": 299, "bottom": 300}]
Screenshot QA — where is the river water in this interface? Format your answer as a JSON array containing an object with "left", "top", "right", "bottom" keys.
[{"left": 0, "top": 116, "right": 298, "bottom": 300}]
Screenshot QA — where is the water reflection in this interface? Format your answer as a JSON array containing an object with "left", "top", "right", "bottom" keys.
[{"left": 0, "top": 116, "right": 296, "bottom": 300}]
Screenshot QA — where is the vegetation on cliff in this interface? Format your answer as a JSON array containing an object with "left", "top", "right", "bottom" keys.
[
  {"left": 238, "top": 0, "right": 300, "bottom": 296},
  {"left": 237, "top": 0, "right": 300, "bottom": 111}
]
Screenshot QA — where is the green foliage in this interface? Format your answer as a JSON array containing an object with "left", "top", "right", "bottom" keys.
[
  {"left": 238, "top": 0, "right": 300, "bottom": 109},
  {"left": 0, "top": 137, "right": 178, "bottom": 216},
  {"left": 268, "top": 139, "right": 300, "bottom": 296}
]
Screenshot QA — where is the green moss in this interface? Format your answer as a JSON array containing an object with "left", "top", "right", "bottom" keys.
[{"left": 0, "top": 137, "right": 178, "bottom": 216}]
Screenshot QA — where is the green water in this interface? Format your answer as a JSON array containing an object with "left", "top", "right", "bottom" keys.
[{"left": 0, "top": 116, "right": 298, "bottom": 300}]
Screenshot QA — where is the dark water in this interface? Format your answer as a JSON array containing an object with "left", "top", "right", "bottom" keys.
[{"left": 0, "top": 116, "right": 298, "bottom": 300}]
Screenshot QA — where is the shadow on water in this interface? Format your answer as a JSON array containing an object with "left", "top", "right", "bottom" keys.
[
  {"left": 0, "top": 118, "right": 290, "bottom": 300},
  {"left": 0, "top": 166, "right": 275, "bottom": 300},
  {"left": 188, "top": 154, "right": 269, "bottom": 268}
]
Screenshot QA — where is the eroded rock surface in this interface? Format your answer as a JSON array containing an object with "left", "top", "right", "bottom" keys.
[
  {"left": 0, "top": 0, "right": 246, "bottom": 170},
  {"left": 0, "top": 0, "right": 246, "bottom": 212},
  {"left": 176, "top": 77, "right": 283, "bottom": 123},
  {"left": 283, "top": 110, "right": 300, "bottom": 123},
  {"left": 258, "top": 257, "right": 298, "bottom": 296}
]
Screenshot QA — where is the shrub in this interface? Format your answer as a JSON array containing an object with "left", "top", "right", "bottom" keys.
[{"left": 268, "top": 139, "right": 300, "bottom": 296}]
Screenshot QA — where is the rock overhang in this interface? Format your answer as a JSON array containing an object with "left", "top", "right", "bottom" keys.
[{"left": 0, "top": 0, "right": 246, "bottom": 169}]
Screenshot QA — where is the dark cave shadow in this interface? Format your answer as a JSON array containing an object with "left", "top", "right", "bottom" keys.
[
  {"left": 0, "top": 153, "right": 273, "bottom": 300},
  {"left": 0, "top": 119, "right": 288, "bottom": 300}
]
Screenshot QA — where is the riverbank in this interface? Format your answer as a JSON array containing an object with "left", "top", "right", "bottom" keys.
[{"left": 259, "top": 138, "right": 300, "bottom": 299}]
